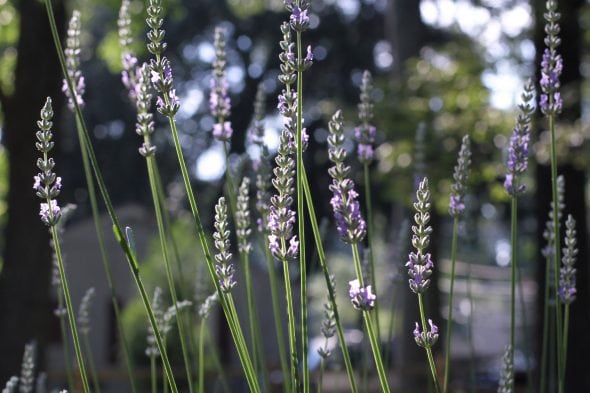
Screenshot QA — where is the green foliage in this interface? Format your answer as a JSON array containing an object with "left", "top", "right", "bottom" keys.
[
  {"left": 0, "top": 0, "right": 19, "bottom": 97},
  {"left": 372, "top": 39, "right": 514, "bottom": 211}
]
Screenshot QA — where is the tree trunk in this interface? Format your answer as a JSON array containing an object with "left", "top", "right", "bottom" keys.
[
  {"left": 0, "top": 0, "right": 65, "bottom": 383},
  {"left": 386, "top": 0, "right": 427, "bottom": 76}
]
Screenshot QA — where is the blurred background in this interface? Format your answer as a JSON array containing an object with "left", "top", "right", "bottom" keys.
[{"left": 0, "top": 0, "right": 589, "bottom": 391}]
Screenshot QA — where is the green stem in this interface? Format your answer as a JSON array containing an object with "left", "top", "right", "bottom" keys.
[
  {"left": 351, "top": 244, "right": 391, "bottom": 393},
  {"left": 443, "top": 216, "right": 459, "bottom": 393},
  {"left": 50, "top": 225, "right": 91, "bottom": 393},
  {"left": 262, "top": 235, "right": 291, "bottom": 393},
  {"left": 82, "top": 333, "right": 101, "bottom": 393},
  {"left": 57, "top": 291, "right": 76, "bottom": 393},
  {"left": 75, "top": 117, "right": 138, "bottom": 393},
  {"left": 198, "top": 319, "right": 205, "bottom": 393},
  {"left": 204, "top": 323, "right": 232, "bottom": 393},
  {"left": 44, "top": 3, "right": 179, "bottom": 391},
  {"left": 302, "top": 168, "right": 358, "bottom": 393},
  {"left": 363, "top": 163, "right": 380, "bottom": 340},
  {"left": 539, "top": 254, "right": 552, "bottom": 393},
  {"left": 417, "top": 293, "right": 441, "bottom": 393},
  {"left": 561, "top": 304, "right": 570, "bottom": 392},
  {"left": 548, "top": 112, "right": 564, "bottom": 393},
  {"left": 282, "top": 256, "right": 299, "bottom": 393},
  {"left": 150, "top": 355, "right": 157, "bottom": 393},
  {"left": 317, "top": 358, "right": 325, "bottom": 393},
  {"left": 517, "top": 260, "right": 534, "bottom": 393},
  {"left": 466, "top": 261, "right": 476, "bottom": 393},
  {"left": 146, "top": 155, "right": 195, "bottom": 393},
  {"left": 510, "top": 196, "right": 517, "bottom": 393}
]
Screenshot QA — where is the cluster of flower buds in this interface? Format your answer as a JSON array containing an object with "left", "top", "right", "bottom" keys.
[
  {"left": 348, "top": 279, "right": 376, "bottom": 311},
  {"left": 236, "top": 178, "right": 252, "bottom": 254},
  {"left": 540, "top": 0, "right": 563, "bottom": 115},
  {"left": 268, "top": 129, "right": 299, "bottom": 261},
  {"left": 504, "top": 80, "right": 534, "bottom": 196},
  {"left": 145, "top": 287, "right": 164, "bottom": 357},
  {"left": 118, "top": 0, "right": 138, "bottom": 102},
  {"left": 355, "top": 70, "right": 377, "bottom": 164},
  {"left": 249, "top": 84, "right": 266, "bottom": 146},
  {"left": 327, "top": 110, "right": 367, "bottom": 244},
  {"left": 213, "top": 197, "right": 237, "bottom": 292},
  {"left": 145, "top": 0, "right": 179, "bottom": 116},
  {"left": 318, "top": 276, "right": 337, "bottom": 358},
  {"left": 559, "top": 215, "right": 578, "bottom": 305},
  {"left": 284, "top": 0, "right": 311, "bottom": 33},
  {"left": 406, "top": 178, "right": 434, "bottom": 294},
  {"left": 449, "top": 135, "right": 471, "bottom": 217},
  {"left": 77, "top": 287, "right": 95, "bottom": 335},
  {"left": 542, "top": 175, "right": 565, "bottom": 259},
  {"left": 198, "top": 292, "right": 219, "bottom": 320},
  {"left": 135, "top": 63, "right": 157, "bottom": 157},
  {"left": 413, "top": 319, "right": 438, "bottom": 348},
  {"left": 497, "top": 345, "right": 514, "bottom": 393},
  {"left": 34, "top": 98, "right": 62, "bottom": 227},
  {"left": 210, "top": 27, "right": 233, "bottom": 141},
  {"left": 62, "top": 10, "right": 85, "bottom": 110}
]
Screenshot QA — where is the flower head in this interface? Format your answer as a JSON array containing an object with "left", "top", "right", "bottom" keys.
[
  {"left": 413, "top": 319, "right": 439, "bottom": 348},
  {"left": 355, "top": 70, "right": 377, "bottom": 164},
  {"left": 210, "top": 27, "right": 233, "bottom": 141},
  {"left": 559, "top": 215, "right": 578, "bottom": 305},
  {"left": 539, "top": 1, "right": 563, "bottom": 116},
  {"left": 449, "top": 135, "right": 471, "bottom": 217},
  {"left": 213, "top": 197, "right": 236, "bottom": 292},
  {"left": 348, "top": 279, "right": 376, "bottom": 311},
  {"left": 62, "top": 10, "right": 85, "bottom": 110}
]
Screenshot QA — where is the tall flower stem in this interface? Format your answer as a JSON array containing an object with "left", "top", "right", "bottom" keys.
[
  {"left": 198, "top": 319, "right": 205, "bottom": 393},
  {"left": 540, "top": 252, "right": 552, "bottom": 393},
  {"left": 302, "top": 169, "right": 358, "bottom": 393},
  {"left": 417, "top": 293, "right": 441, "bottom": 393},
  {"left": 443, "top": 216, "right": 458, "bottom": 392},
  {"left": 548, "top": 114, "right": 564, "bottom": 393},
  {"left": 351, "top": 243, "right": 390, "bottom": 393},
  {"left": 261, "top": 236, "right": 291, "bottom": 393},
  {"left": 509, "top": 196, "right": 517, "bottom": 393},
  {"left": 203, "top": 323, "right": 232, "bottom": 393},
  {"left": 145, "top": 155, "right": 195, "bottom": 392},
  {"left": 562, "top": 304, "right": 570, "bottom": 380},
  {"left": 317, "top": 358, "right": 325, "bottom": 393},
  {"left": 75, "top": 117, "right": 138, "bottom": 393},
  {"left": 363, "top": 163, "right": 380, "bottom": 338},
  {"left": 56, "top": 287, "right": 75, "bottom": 392},
  {"left": 50, "top": 226, "right": 91, "bottom": 393},
  {"left": 46, "top": 3, "right": 180, "bottom": 390},
  {"left": 281, "top": 251, "right": 299, "bottom": 393},
  {"left": 150, "top": 354, "right": 157, "bottom": 393},
  {"left": 82, "top": 333, "right": 101, "bottom": 393},
  {"left": 295, "top": 26, "right": 309, "bottom": 393},
  {"left": 466, "top": 262, "right": 476, "bottom": 393}
]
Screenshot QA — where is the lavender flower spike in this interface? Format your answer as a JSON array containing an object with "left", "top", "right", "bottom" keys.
[
  {"left": 318, "top": 275, "right": 336, "bottom": 358},
  {"left": 406, "top": 178, "right": 434, "bottom": 294},
  {"left": 62, "top": 10, "right": 85, "bottom": 110},
  {"left": 540, "top": 0, "right": 563, "bottom": 116},
  {"left": 559, "top": 215, "right": 578, "bottom": 304},
  {"left": 449, "top": 135, "right": 471, "bottom": 217},
  {"left": 34, "top": 98, "right": 62, "bottom": 227},
  {"left": 210, "top": 27, "right": 233, "bottom": 141},
  {"left": 348, "top": 279, "right": 376, "bottom": 311},
  {"left": 327, "top": 110, "right": 367, "bottom": 244},
  {"left": 542, "top": 175, "right": 565, "bottom": 258},
  {"left": 497, "top": 345, "right": 514, "bottom": 393},
  {"left": 236, "top": 177, "right": 252, "bottom": 254},
  {"left": 213, "top": 197, "right": 237, "bottom": 292},
  {"left": 413, "top": 319, "right": 439, "bottom": 347},
  {"left": 355, "top": 70, "right": 377, "bottom": 164},
  {"left": 118, "top": 0, "right": 138, "bottom": 102},
  {"left": 504, "top": 80, "right": 534, "bottom": 196}
]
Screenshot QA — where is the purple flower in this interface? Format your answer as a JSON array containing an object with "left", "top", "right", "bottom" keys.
[
  {"left": 156, "top": 88, "right": 180, "bottom": 116},
  {"left": 348, "top": 279, "right": 376, "bottom": 311},
  {"left": 355, "top": 71, "right": 377, "bottom": 164},
  {"left": 559, "top": 215, "right": 578, "bottom": 305},
  {"left": 290, "top": 6, "right": 310, "bottom": 31},
  {"left": 449, "top": 135, "right": 471, "bottom": 217},
  {"left": 40, "top": 200, "right": 61, "bottom": 226},
  {"left": 540, "top": 49, "right": 563, "bottom": 115},
  {"left": 357, "top": 144, "right": 374, "bottom": 162},
  {"left": 212, "top": 121, "right": 233, "bottom": 141},
  {"left": 413, "top": 319, "right": 439, "bottom": 348},
  {"left": 405, "top": 251, "right": 434, "bottom": 294},
  {"left": 329, "top": 184, "right": 366, "bottom": 243}
]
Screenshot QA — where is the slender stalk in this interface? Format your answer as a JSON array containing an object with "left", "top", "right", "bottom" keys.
[
  {"left": 51, "top": 226, "right": 91, "bottom": 393},
  {"left": 561, "top": 304, "right": 570, "bottom": 386},
  {"left": 317, "top": 358, "right": 325, "bottom": 393},
  {"left": 262, "top": 237, "right": 291, "bottom": 393},
  {"left": 510, "top": 196, "right": 517, "bottom": 393},
  {"left": 281, "top": 255, "right": 299, "bottom": 393},
  {"left": 56, "top": 290, "right": 76, "bottom": 393},
  {"left": 443, "top": 216, "right": 459, "bottom": 392},
  {"left": 75, "top": 117, "right": 137, "bottom": 393},
  {"left": 417, "top": 293, "right": 441, "bottom": 393},
  {"left": 302, "top": 169, "right": 358, "bottom": 393},
  {"left": 466, "top": 263, "right": 476, "bottom": 393},
  {"left": 548, "top": 113, "right": 564, "bottom": 393},
  {"left": 517, "top": 262, "right": 534, "bottom": 393},
  {"left": 150, "top": 355, "right": 157, "bottom": 393},
  {"left": 540, "top": 253, "right": 552, "bottom": 393},
  {"left": 295, "top": 26, "right": 309, "bottom": 393},
  {"left": 198, "top": 319, "right": 205, "bottom": 393},
  {"left": 203, "top": 323, "right": 232, "bottom": 393},
  {"left": 363, "top": 163, "right": 380, "bottom": 339},
  {"left": 45, "top": 3, "right": 180, "bottom": 391},
  {"left": 146, "top": 156, "right": 195, "bottom": 392},
  {"left": 351, "top": 243, "right": 391, "bottom": 393},
  {"left": 82, "top": 334, "right": 101, "bottom": 393}
]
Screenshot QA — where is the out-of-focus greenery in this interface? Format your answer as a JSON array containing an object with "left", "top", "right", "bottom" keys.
[{"left": 371, "top": 39, "right": 515, "bottom": 213}]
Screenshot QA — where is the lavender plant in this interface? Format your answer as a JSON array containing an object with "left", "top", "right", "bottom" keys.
[
  {"left": 18, "top": 342, "right": 35, "bottom": 393},
  {"left": 444, "top": 134, "right": 471, "bottom": 392},
  {"left": 326, "top": 110, "right": 389, "bottom": 393},
  {"left": 62, "top": 11, "right": 85, "bottom": 110},
  {"left": 497, "top": 345, "right": 514, "bottom": 393},
  {"left": 406, "top": 177, "right": 440, "bottom": 393},
  {"left": 539, "top": 2, "right": 565, "bottom": 389},
  {"left": 2, "top": 377, "right": 18, "bottom": 393},
  {"left": 197, "top": 292, "right": 218, "bottom": 393},
  {"left": 504, "top": 80, "right": 534, "bottom": 393},
  {"left": 317, "top": 275, "right": 336, "bottom": 393},
  {"left": 559, "top": 214, "right": 577, "bottom": 382}
]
